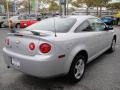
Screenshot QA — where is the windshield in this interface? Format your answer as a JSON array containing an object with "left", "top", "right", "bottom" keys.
[
  {"left": 25, "top": 17, "right": 76, "bottom": 33},
  {"left": 102, "top": 17, "right": 112, "bottom": 20}
]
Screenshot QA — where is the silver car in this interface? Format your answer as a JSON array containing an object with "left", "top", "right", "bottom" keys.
[{"left": 3, "top": 15, "right": 117, "bottom": 82}]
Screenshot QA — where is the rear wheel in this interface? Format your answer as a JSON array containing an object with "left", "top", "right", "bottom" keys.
[
  {"left": 0, "top": 24, "right": 1, "bottom": 28},
  {"left": 0, "top": 22, "right": 3, "bottom": 28},
  {"left": 68, "top": 55, "right": 86, "bottom": 83},
  {"left": 16, "top": 23, "right": 20, "bottom": 28}
]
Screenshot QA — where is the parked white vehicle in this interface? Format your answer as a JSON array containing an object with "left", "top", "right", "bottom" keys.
[
  {"left": 3, "top": 15, "right": 29, "bottom": 28},
  {"left": 0, "top": 16, "right": 8, "bottom": 28},
  {"left": 3, "top": 15, "right": 117, "bottom": 82}
]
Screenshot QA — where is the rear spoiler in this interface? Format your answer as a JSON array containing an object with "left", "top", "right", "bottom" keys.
[
  {"left": 7, "top": 32, "right": 52, "bottom": 43},
  {"left": 8, "top": 30, "right": 51, "bottom": 36},
  {"left": 8, "top": 33, "right": 40, "bottom": 39}
]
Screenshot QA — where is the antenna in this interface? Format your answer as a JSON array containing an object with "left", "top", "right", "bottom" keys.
[{"left": 54, "top": 18, "right": 57, "bottom": 37}]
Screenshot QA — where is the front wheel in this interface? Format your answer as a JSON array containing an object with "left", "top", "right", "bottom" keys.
[
  {"left": 68, "top": 55, "right": 86, "bottom": 83},
  {"left": 108, "top": 39, "right": 116, "bottom": 52}
]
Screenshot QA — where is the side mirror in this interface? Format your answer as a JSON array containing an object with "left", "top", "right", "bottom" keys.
[
  {"left": 104, "top": 26, "right": 113, "bottom": 31},
  {"left": 108, "top": 26, "right": 113, "bottom": 30}
]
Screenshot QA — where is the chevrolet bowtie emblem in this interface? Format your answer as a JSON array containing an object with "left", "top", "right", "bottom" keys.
[{"left": 16, "top": 40, "right": 20, "bottom": 44}]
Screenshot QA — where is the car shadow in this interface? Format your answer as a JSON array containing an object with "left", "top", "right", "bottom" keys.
[
  {"left": 86, "top": 50, "right": 113, "bottom": 68},
  {"left": 19, "top": 74, "right": 69, "bottom": 90}
]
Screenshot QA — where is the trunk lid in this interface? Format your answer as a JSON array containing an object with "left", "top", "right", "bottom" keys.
[{"left": 6, "top": 30, "right": 53, "bottom": 56}]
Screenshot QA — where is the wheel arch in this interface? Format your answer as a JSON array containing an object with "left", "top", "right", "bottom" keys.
[
  {"left": 15, "top": 23, "right": 20, "bottom": 28},
  {"left": 73, "top": 50, "right": 88, "bottom": 63},
  {"left": 65, "top": 47, "right": 88, "bottom": 74}
]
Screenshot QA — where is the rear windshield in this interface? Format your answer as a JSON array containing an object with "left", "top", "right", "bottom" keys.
[{"left": 25, "top": 17, "right": 76, "bottom": 32}]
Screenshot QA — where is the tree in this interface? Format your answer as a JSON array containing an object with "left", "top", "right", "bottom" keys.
[
  {"left": 71, "top": 0, "right": 83, "bottom": 8},
  {"left": 82, "top": 0, "right": 111, "bottom": 16},
  {"left": 49, "top": 1, "right": 59, "bottom": 13},
  {"left": 0, "top": 0, "right": 8, "bottom": 13},
  {"left": 71, "top": 0, "right": 96, "bottom": 14},
  {"left": 99, "top": 0, "right": 111, "bottom": 17},
  {"left": 70, "top": 0, "right": 111, "bottom": 16},
  {"left": 84, "top": 0, "right": 95, "bottom": 15},
  {"left": 107, "top": 2, "right": 120, "bottom": 11},
  {"left": 38, "top": 0, "right": 58, "bottom": 14}
]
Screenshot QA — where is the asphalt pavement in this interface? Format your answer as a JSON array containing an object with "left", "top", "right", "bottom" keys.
[{"left": 0, "top": 27, "right": 120, "bottom": 90}]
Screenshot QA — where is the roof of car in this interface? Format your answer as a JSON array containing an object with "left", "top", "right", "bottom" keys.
[
  {"left": 69, "top": 15, "right": 96, "bottom": 20},
  {"left": 53, "top": 15, "right": 96, "bottom": 21},
  {"left": 69, "top": 15, "right": 95, "bottom": 18}
]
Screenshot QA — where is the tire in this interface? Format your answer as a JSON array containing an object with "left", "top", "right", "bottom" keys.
[
  {"left": 0, "top": 22, "right": 3, "bottom": 28},
  {"left": 16, "top": 24, "right": 20, "bottom": 28},
  {"left": 68, "top": 54, "right": 86, "bottom": 83},
  {"left": 1, "top": 24, "right": 4, "bottom": 28},
  {"left": 0, "top": 24, "right": 1, "bottom": 28},
  {"left": 108, "top": 38, "right": 116, "bottom": 53}
]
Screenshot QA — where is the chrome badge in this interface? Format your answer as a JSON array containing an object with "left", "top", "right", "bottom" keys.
[{"left": 16, "top": 40, "right": 21, "bottom": 44}]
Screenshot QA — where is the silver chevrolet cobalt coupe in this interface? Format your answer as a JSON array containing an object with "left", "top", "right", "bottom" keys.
[{"left": 3, "top": 15, "right": 117, "bottom": 82}]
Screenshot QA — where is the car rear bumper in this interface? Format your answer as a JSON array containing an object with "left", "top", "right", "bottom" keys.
[{"left": 3, "top": 48, "right": 66, "bottom": 78}]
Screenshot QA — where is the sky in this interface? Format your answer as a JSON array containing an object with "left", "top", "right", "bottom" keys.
[{"left": 111, "top": 0, "right": 120, "bottom": 2}]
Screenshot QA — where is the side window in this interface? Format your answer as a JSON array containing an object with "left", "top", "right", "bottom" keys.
[
  {"left": 3, "top": 17, "right": 6, "bottom": 19},
  {"left": 75, "top": 20, "right": 93, "bottom": 32},
  {"left": 88, "top": 18, "right": 106, "bottom": 31},
  {"left": 18, "top": 16, "right": 22, "bottom": 20},
  {"left": 23, "top": 16, "right": 29, "bottom": 19}
]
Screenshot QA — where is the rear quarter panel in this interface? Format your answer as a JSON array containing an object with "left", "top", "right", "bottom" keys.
[{"left": 46, "top": 33, "right": 90, "bottom": 74}]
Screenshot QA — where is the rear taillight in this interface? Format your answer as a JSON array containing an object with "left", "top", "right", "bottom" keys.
[
  {"left": 29, "top": 42, "right": 35, "bottom": 50},
  {"left": 39, "top": 43, "right": 51, "bottom": 54},
  {"left": 5, "top": 38, "right": 10, "bottom": 46}
]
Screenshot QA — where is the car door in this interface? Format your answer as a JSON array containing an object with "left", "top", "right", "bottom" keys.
[
  {"left": 88, "top": 18, "right": 113, "bottom": 53},
  {"left": 74, "top": 20, "right": 103, "bottom": 60}
]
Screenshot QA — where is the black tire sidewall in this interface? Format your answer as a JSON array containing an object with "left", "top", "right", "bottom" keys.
[
  {"left": 108, "top": 39, "right": 116, "bottom": 53},
  {"left": 0, "top": 23, "right": 2, "bottom": 28},
  {"left": 111, "top": 39, "right": 116, "bottom": 51},
  {"left": 69, "top": 55, "right": 86, "bottom": 82},
  {"left": 16, "top": 24, "right": 20, "bottom": 28}
]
